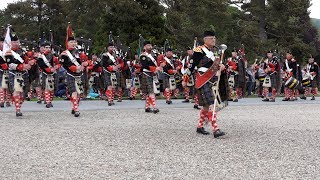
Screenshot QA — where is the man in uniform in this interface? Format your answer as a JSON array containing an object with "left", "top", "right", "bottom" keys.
[
  {"left": 140, "top": 41, "right": 161, "bottom": 113},
  {"left": 227, "top": 49, "right": 245, "bottom": 102},
  {"left": 282, "top": 51, "right": 298, "bottom": 101},
  {"left": 129, "top": 54, "right": 142, "bottom": 100},
  {"left": 87, "top": 53, "right": 104, "bottom": 98},
  {"left": 0, "top": 36, "right": 11, "bottom": 108},
  {"left": 301, "top": 55, "right": 318, "bottom": 100},
  {"left": 262, "top": 50, "right": 279, "bottom": 102},
  {"left": 159, "top": 48, "right": 179, "bottom": 104},
  {"left": 59, "top": 27, "right": 84, "bottom": 117},
  {"left": 4, "top": 27, "right": 31, "bottom": 116},
  {"left": 185, "top": 30, "right": 226, "bottom": 138},
  {"left": 101, "top": 43, "right": 125, "bottom": 106},
  {"left": 37, "top": 40, "right": 60, "bottom": 108}
]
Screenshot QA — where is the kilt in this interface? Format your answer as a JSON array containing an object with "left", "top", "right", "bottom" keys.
[
  {"left": 90, "top": 73, "right": 103, "bottom": 91},
  {"left": 140, "top": 72, "right": 155, "bottom": 94},
  {"left": 269, "top": 73, "right": 277, "bottom": 89},
  {"left": 41, "top": 72, "right": 56, "bottom": 90},
  {"left": 117, "top": 72, "right": 126, "bottom": 88},
  {"left": 162, "top": 73, "right": 170, "bottom": 89},
  {"left": 233, "top": 74, "right": 239, "bottom": 88},
  {"left": 311, "top": 79, "right": 318, "bottom": 88},
  {"left": 103, "top": 70, "right": 125, "bottom": 88},
  {"left": 66, "top": 73, "right": 83, "bottom": 94},
  {"left": 8, "top": 71, "right": 30, "bottom": 93},
  {"left": 198, "top": 76, "right": 218, "bottom": 107},
  {"left": 0, "top": 70, "right": 3, "bottom": 87}
]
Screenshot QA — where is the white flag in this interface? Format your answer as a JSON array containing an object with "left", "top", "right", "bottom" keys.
[{"left": 3, "top": 26, "right": 11, "bottom": 54}]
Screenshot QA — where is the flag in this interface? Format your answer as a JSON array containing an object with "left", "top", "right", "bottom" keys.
[{"left": 3, "top": 26, "right": 11, "bottom": 53}]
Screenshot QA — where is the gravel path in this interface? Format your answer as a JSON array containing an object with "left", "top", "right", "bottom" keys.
[{"left": 1, "top": 99, "right": 320, "bottom": 179}]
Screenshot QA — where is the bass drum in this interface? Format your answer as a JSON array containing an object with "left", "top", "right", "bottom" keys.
[{"left": 285, "top": 77, "right": 299, "bottom": 89}]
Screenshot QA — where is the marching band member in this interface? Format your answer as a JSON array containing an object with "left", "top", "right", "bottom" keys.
[
  {"left": 140, "top": 41, "right": 160, "bottom": 113},
  {"left": 262, "top": 50, "right": 279, "bottom": 102},
  {"left": 0, "top": 36, "right": 11, "bottom": 108},
  {"left": 4, "top": 27, "right": 31, "bottom": 116},
  {"left": 184, "top": 30, "right": 226, "bottom": 138},
  {"left": 301, "top": 55, "right": 318, "bottom": 100},
  {"left": 158, "top": 48, "right": 178, "bottom": 104},
  {"left": 129, "top": 54, "right": 142, "bottom": 100},
  {"left": 87, "top": 54, "right": 104, "bottom": 98},
  {"left": 36, "top": 40, "right": 60, "bottom": 108},
  {"left": 59, "top": 25, "right": 84, "bottom": 117},
  {"left": 227, "top": 49, "right": 242, "bottom": 102},
  {"left": 101, "top": 43, "right": 125, "bottom": 106},
  {"left": 181, "top": 47, "right": 194, "bottom": 103},
  {"left": 282, "top": 51, "right": 298, "bottom": 101}
]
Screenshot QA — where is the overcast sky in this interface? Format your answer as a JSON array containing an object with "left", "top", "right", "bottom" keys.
[{"left": 1, "top": 0, "right": 320, "bottom": 19}]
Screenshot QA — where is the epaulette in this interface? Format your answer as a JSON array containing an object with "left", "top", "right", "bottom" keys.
[
  {"left": 193, "top": 46, "right": 203, "bottom": 53},
  {"left": 314, "top": 62, "right": 318, "bottom": 66},
  {"left": 291, "top": 58, "right": 296, "bottom": 62}
]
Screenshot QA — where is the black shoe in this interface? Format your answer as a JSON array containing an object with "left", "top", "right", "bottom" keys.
[
  {"left": 196, "top": 127, "right": 210, "bottom": 135},
  {"left": 233, "top": 99, "right": 238, "bottom": 102},
  {"left": 26, "top": 97, "right": 30, "bottom": 101},
  {"left": 117, "top": 99, "right": 122, "bottom": 102},
  {"left": 166, "top": 100, "right": 172, "bottom": 104},
  {"left": 145, "top": 108, "right": 152, "bottom": 113},
  {"left": 16, "top": 111, "right": 23, "bottom": 117},
  {"left": 71, "top": 110, "right": 75, "bottom": 114},
  {"left": 0, "top": 103, "right": 4, "bottom": 108},
  {"left": 108, "top": 102, "right": 112, "bottom": 106},
  {"left": 6, "top": 102, "right": 11, "bottom": 107},
  {"left": 213, "top": 129, "right": 225, "bottom": 138},
  {"left": 182, "top": 99, "right": 190, "bottom": 103},
  {"left": 74, "top": 111, "right": 80, "bottom": 117},
  {"left": 193, "top": 105, "right": 201, "bottom": 110},
  {"left": 228, "top": 99, "right": 233, "bottom": 101},
  {"left": 37, "top": 100, "right": 42, "bottom": 104},
  {"left": 262, "top": 98, "right": 269, "bottom": 102},
  {"left": 45, "top": 104, "right": 51, "bottom": 108},
  {"left": 311, "top": 96, "right": 315, "bottom": 100},
  {"left": 129, "top": 97, "right": 133, "bottom": 100},
  {"left": 300, "top": 96, "right": 307, "bottom": 100},
  {"left": 282, "top": 98, "right": 289, "bottom": 101},
  {"left": 152, "top": 108, "right": 159, "bottom": 114}
]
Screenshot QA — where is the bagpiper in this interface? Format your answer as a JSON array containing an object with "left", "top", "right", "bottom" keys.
[
  {"left": 87, "top": 53, "right": 104, "bottom": 98},
  {"left": 0, "top": 35, "right": 11, "bottom": 108},
  {"left": 185, "top": 30, "right": 227, "bottom": 138},
  {"left": 4, "top": 26, "right": 31, "bottom": 116},
  {"left": 301, "top": 54, "right": 318, "bottom": 100},
  {"left": 59, "top": 25, "right": 84, "bottom": 117},
  {"left": 227, "top": 49, "right": 246, "bottom": 102},
  {"left": 140, "top": 41, "right": 160, "bottom": 113},
  {"left": 129, "top": 54, "right": 142, "bottom": 100},
  {"left": 159, "top": 48, "right": 179, "bottom": 104},
  {"left": 261, "top": 50, "right": 280, "bottom": 102},
  {"left": 181, "top": 47, "right": 194, "bottom": 103},
  {"left": 101, "top": 43, "right": 126, "bottom": 106},
  {"left": 36, "top": 40, "right": 60, "bottom": 108}
]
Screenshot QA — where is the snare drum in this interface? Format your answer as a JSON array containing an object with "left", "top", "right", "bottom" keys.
[{"left": 285, "top": 77, "right": 299, "bottom": 89}]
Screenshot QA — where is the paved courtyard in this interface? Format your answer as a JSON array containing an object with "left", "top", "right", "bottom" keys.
[{"left": 1, "top": 98, "right": 320, "bottom": 179}]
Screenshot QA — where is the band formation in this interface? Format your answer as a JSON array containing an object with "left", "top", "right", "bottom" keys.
[{"left": 0, "top": 25, "right": 318, "bottom": 138}]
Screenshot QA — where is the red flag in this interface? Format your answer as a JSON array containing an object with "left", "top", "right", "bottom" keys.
[{"left": 65, "top": 24, "right": 74, "bottom": 48}]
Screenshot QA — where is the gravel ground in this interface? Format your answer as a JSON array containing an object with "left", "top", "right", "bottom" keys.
[{"left": 1, "top": 99, "right": 320, "bottom": 179}]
